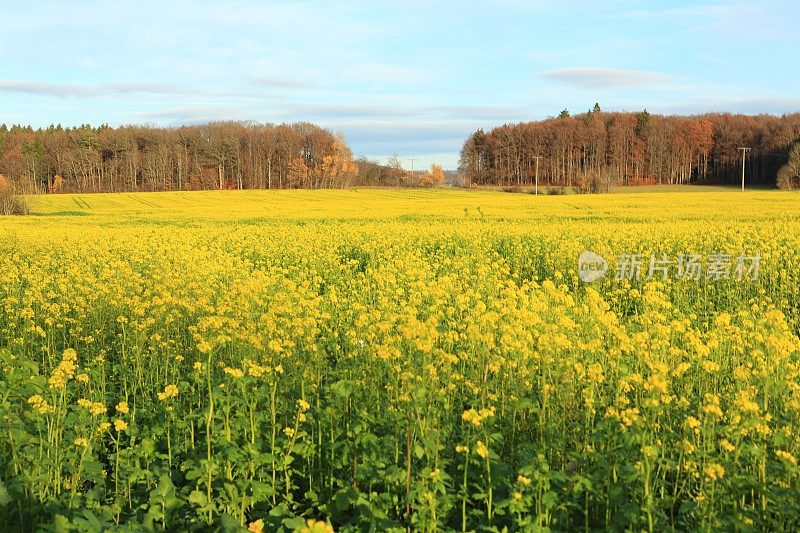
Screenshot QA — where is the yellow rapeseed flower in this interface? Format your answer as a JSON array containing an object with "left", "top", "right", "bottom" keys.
[
  {"left": 223, "top": 367, "right": 244, "bottom": 379},
  {"left": 157, "top": 384, "right": 179, "bottom": 401},
  {"left": 702, "top": 393, "right": 723, "bottom": 418},
  {"left": 704, "top": 463, "right": 725, "bottom": 482},
  {"left": 476, "top": 440, "right": 489, "bottom": 459},
  {"left": 48, "top": 348, "right": 78, "bottom": 389},
  {"left": 462, "top": 406, "right": 495, "bottom": 427},
  {"left": 776, "top": 450, "right": 797, "bottom": 465},
  {"left": 28, "top": 395, "right": 53, "bottom": 414},
  {"left": 78, "top": 399, "right": 108, "bottom": 416},
  {"left": 587, "top": 362, "right": 604, "bottom": 383}
]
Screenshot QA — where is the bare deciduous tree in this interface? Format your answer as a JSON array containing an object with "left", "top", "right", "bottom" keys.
[{"left": 459, "top": 111, "right": 800, "bottom": 188}]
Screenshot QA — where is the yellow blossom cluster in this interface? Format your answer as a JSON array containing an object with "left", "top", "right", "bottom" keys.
[
  {"left": 48, "top": 348, "right": 78, "bottom": 389},
  {"left": 704, "top": 463, "right": 725, "bottom": 482},
  {"left": 223, "top": 367, "right": 244, "bottom": 379},
  {"left": 157, "top": 384, "right": 179, "bottom": 401},
  {"left": 462, "top": 406, "right": 495, "bottom": 427},
  {"left": 77, "top": 399, "right": 107, "bottom": 416},
  {"left": 28, "top": 395, "right": 53, "bottom": 414}
]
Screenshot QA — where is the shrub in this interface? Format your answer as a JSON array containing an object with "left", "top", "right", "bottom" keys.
[
  {"left": 49, "top": 174, "right": 64, "bottom": 194},
  {"left": 0, "top": 175, "right": 29, "bottom": 215},
  {"left": 546, "top": 186, "right": 566, "bottom": 195},
  {"left": 777, "top": 145, "right": 800, "bottom": 190},
  {"left": 574, "top": 169, "right": 611, "bottom": 194}
]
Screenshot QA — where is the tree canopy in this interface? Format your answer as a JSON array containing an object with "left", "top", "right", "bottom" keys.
[
  {"left": 0, "top": 121, "right": 360, "bottom": 193},
  {"left": 459, "top": 110, "right": 800, "bottom": 188}
]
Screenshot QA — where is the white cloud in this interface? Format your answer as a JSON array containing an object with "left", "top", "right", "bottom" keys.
[
  {"left": 0, "top": 80, "right": 96, "bottom": 97},
  {"left": 650, "top": 97, "right": 800, "bottom": 116},
  {"left": 0, "top": 80, "right": 190, "bottom": 98},
  {"left": 250, "top": 77, "right": 313, "bottom": 90},
  {"left": 326, "top": 119, "right": 486, "bottom": 159},
  {"left": 139, "top": 105, "right": 246, "bottom": 124},
  {"left": 538, "top": 67, "right": 674, "bottom": 89},
  {"left": 272, "top": 102, "right": 526, "bottom": 121}
]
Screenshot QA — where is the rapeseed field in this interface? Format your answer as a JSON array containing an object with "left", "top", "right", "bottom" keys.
[{"left": 1, "top": 188, "right": 800, "bottom": 531}]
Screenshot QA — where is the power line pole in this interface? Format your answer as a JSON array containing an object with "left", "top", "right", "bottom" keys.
[
  {"left": 532, "top": 156, "right": 542, "bottom": 195},
  {"left": 738, "top": 147, "right": 751, "bottom": 191},
  {"left": 409, "top": 158, "right": 416, "bottom": 185}
]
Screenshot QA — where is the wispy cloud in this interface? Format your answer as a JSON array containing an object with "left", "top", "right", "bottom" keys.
[
  {"left": 538, "top": 67, "right": 674, "bottom": 89},
  {"left": 106, "top": 82, "right": 189, "bottom": 95},
  {"left": 327, "top": 120, "right": 487, "bottom": 158},
  {"left": 275, "top": 103, "right": 526, "bottom": 121},
  {"left": 0, "top": 79, "right": 190, "bottom": 98},
  {"left": 0, "top": 80, "right": 95, "bottom": 97},
  {"left": 250, "top": 76, "right": 313, "bottom": 90},
  {"left": 439, "top": 105, "right": 528, "bottom": 121},
  {"left": 652, "top": 97, "right": 800, "bottom": 116},
  {"left": 139, "top": 105, "right": 246, "bottom": 124}
]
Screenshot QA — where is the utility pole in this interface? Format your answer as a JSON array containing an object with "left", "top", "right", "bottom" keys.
[
  {"left": 409, "top": 158, "right": 417, "bottom": 186},
  {"left": 738, "top": 147, "right": 751, "bottom": 191},
  {"left": 532, "top": 156, "right": 542, "bottom": 195}
]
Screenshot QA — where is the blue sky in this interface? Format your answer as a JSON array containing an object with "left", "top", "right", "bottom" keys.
[{"left": 1, "top": 1, "right": 798, "bottom": 169}]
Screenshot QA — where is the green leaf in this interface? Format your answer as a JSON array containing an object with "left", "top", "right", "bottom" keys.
[
  {"left": 0, "top": 480, "right": 11, "bottom": 506},
  {"left": 188, "top": 490, "right": 208, "bottom": 507},
  {"left": 334, "top": 488, "right": 358, "bottom": 512},
  {"left": 149, "top": 473, "right": 180, "bottom": 513},
  {"left": 282, "top": 516, "right": 306, "bottom": 530},
  {"left": 572, "top": 474, "right": 592, "bottom": 494},
  {"left": 542, "top": 490, "right": 559, "bottom": 510},
  {"left": 330, "top": 379, "right": 357, "bottom": 401},
  {"left": 413, "top": 443, "right": 425, "bottom": 460},
  {"left": 53, "top": 514, "right": 72, "bottom": 532},
  {"left": 515, "top": 398, "right": 536, "bottom": 412},
  {"left": 220, "top": 514, "right": 246, "bottom": 532}
]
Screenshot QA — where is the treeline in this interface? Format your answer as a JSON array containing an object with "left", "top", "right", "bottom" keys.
[
  {"left": 0, "top": 121, "right": 363, "bottom": 193},
  {"left": 459, "top": 107, "right": 800, "bottom": 188},
  {"left": 355, "top": 154, "right": 445, "bottom": 188}
]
